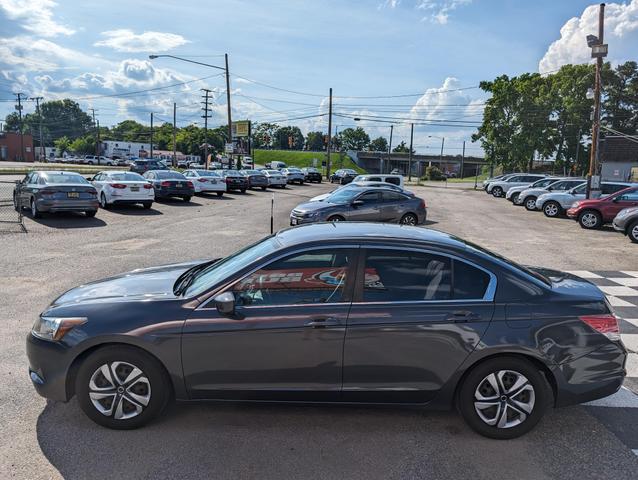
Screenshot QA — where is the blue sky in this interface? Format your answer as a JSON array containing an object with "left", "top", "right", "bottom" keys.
[{"left": 1, "top": 0, "right": 637, "bottom": 155}]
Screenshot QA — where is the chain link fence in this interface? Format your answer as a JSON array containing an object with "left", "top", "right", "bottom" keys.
[{"left": 0, "top": 180, "right": 26, "bottom": 232}]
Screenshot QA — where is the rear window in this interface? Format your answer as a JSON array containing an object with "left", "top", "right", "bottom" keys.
[
  {"left": 385, "top": 177, "right": 400, "bottom": 186},
  {"left": 108, "top": 173, "right": 145, "bottom": 181},
  {"left": 194, "top": 170, "right": 220, "bottom": 177},
  {"left": 155, "top": 171, "right": 185, "bottom": 180},
  {"left": 43, "top": 173, "right": 89, "bottom": 184}
]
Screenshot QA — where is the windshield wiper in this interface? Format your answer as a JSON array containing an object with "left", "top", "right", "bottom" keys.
[{"left": 173, "top": 258, "right": 221, "bottom": 296}]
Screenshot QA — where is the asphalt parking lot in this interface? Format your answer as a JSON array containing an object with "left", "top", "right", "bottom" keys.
[{"left": 1, "top": 181, "right": 637, "bottom": 479}]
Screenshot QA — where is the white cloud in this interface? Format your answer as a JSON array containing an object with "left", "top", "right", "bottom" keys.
[
  {"left": 416, "top": 0, "right": 471, "bottom": 24},
  {"left": 0, "top": 0, "right": 74, "bottom": 37},
  {"left": 94, "top": 29, "right": 190, "bottom": 52},
  {"left": 539, "top": 0, "right": 638, "bottom": 74}
]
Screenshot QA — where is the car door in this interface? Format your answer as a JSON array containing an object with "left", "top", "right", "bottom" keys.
[
  {"left": 605, "top": 189, "right": 638, "bottom": 220},
  {"left": 347, "top": 191, "right": 382, "bottom": 220},
  {"left": 182, "top": 247, "right": 358, "bottom": 401},
  {"left": 380, "top": 190, "right": 408, "bottom": 221},
  {"left": 343, "top": 247, "right": 495, "bottom": 403},
  {"left": 92, "top": 173, "right": 105, "bottom": 195}
]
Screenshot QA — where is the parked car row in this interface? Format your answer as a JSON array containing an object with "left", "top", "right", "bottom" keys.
[{"left": 483, "top": 173, "right": 638, "bottom": 243}]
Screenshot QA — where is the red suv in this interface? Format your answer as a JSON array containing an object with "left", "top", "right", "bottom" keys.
[{"left": 567, "top": 186, "right": 638, "bottom": 229}]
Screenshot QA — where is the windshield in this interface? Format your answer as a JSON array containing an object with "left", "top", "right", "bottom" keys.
[
  {"left": 265, "top": 170, "right": 280, "bottom": 175},
  {"left": 108, "top": 173, "right": 145, "bottom": 181},
  {"left": 533, "top": 178, "right": 555, "bottom": 188},
  {"left": 43, "top": 173, "right": 89, "bottom": 184},
  {"left": 287, "top": 168, "right": 301, "bottom": 172},
  {"left": 184, "top": 237, "right": 279, "bottom": 297},
  {"left": 326, "top": 188, "right": 359, "bottom": 204}
]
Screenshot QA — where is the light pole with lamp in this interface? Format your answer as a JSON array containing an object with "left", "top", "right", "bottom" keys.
[
  {"left": 149, "top": 54, "right": 233, "bottom": 167},
  {"left": 354, "top": 117, "right": 394, "bottom": 173},
  {"left": 427, "top": 135, "right": 445, "bottom": 169}
]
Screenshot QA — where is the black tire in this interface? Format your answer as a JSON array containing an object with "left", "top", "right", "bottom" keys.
[
  {"left": 13, "top": 193, "right": 20, "bottom": 211},
  {"left": 458, "top": 356, "right": 549, "bottom": 439},
  {"left": 327, "top": 215, "right": 345, "bottom": 222},
  {"left": 400, "top": 213, "right": 418, "bottom": 226},
  {"left": 182, "top": 196, "right": 191, "bottom": 203},
  {"left": 543, "top": 201, "right": 562, "bottom": 218},
  {"left": 627, "top": 220, "right": 638, "bottom": 243},
  {"left": 240, "top": 189, "right": 247, "bottom": 194},
  {"left": 281, "top": 184, "right": 286, "bottom": 189},
  {"left": 30, "top": 198, "right": 41, "bottom": 218},
  {"left": 142, "top": 202, "right": 152, "bottom": 209},
  {"left": 510, "top": 192, "right": 520, "bottom": 204},
  {"left": 87, "top": 161, "right": 94, "bottom": 165},
  {"left": 216, "top": 192, "right": 224, "bottom": 197},
  {"left": 491, "top": 187, "right": 504, "bottom": 198},
  {"left": 75, "top": 345, "right": 170, "bottom": 430},
  {"left": 578, "top": 209, "right": 602, "bottom": 229},
  {"left": 85, "top": 210, "right": 97, "bottom": 218},
  {"left": 523, "top": 196, "right": 537, "bottom": 211},
  {"left": 261, "top": 186, "right": 266, "bottom": 191},
  {"left": 100, "top": 193, "right": 110, "bottom": 209}
]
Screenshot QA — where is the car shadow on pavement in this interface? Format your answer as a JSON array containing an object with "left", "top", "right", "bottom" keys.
[
  {"left": 27, "top": 212, "right": 107, "bottom": 229},
  {"left": 106, "top": 206, "right": 163, "bottom": 216},
  {"left": 196, "top": 193, "right": 235, "bottom": 201},
  {"left": 35, "top": 399, "right": 638, "bottom": 480},
  {"left": 155, "top": 199, "right": 204, "bottom": 207}
]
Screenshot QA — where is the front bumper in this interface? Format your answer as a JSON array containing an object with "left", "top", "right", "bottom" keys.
[
  {"left": 612, "top": 217, "right": 628, "bottom": 232},
  {"left": 290, "top": 213, "right": 320, "bottom": 225},
  {"left": 566, "top": 208, "right": 579, "bottom": 219},
  {"left": 551, "top": 341, "right": 627, "bottom": 407},
  {"left": 248, "top": 178, "right": 268, "bottom": 188},
  {"left": 26, "top": 332, "right": 73, "bottom": 402},
  {"left": 306, "top": 174, "right": 322, "bottom": 182}
]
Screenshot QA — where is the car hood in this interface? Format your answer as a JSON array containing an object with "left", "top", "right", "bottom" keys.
[
  {"left": 519, "top": 187, "right": 548, "bottom": 196},
  {"left": 537, "top": 192, "right": 573, "bottom": 201},
  {"left": 51, "top": 260, "right": 206, "bottom": 306},
  {"left": 309, "top": 193, "right": 330, "bottom": 202},
  {"left": 293, "top": 201, "right": 340, "bottom": 213},
  {"left": 570, "top": 198, "right": 607, "bottom": 208}
]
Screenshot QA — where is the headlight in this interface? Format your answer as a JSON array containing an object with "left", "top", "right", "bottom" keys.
[
  {"left": 571, "top": 201, "right": 581, "bottom": 208},
  {"left": 616, "top": 209, "right": 629, "bottom": 218},
  {"left": 32, "top": 316, "right": 87, "bottom": 342}
]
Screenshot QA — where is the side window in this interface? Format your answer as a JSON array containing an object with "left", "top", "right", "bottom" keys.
[
  {"left": 357, "top": 191, "right": 381, "bottom": 204},
  {"left": 23, "top": 173, "right": 33, "bottom": 184},
  {"left": 573, "top": 184, "right": 587, "bottom": 194},
  {"left": 507, "top": 176, "right": 522, "bottom": 182},
  {"left": 363, "top": 250, "right": 452, "bottom": 302},
  {"left": 382, "top": 191, "right": 406, "bottom": 202},
  {"left": 453, "top": 260, "right": 491, "bottom": 300},
  {"left": 31, "top": 173, "right": 40, "bottom": 184},
  {"left": 232, "top": 249, "right": 353, "bottom": 306},
  {"left": 617, "top": 191, "right": 638, "bottom": 201},
  {"left": 602, "top": 184, "right": 624, "bottom": 194},
  {"left": 368, "top": 177, "right": 382, "bottom": 182},
  {"left": 385, "top": 177, "right": 400, "bottom": 186},
  {"left": 549, "top": 181, "right": 567, "bottom": 190}
]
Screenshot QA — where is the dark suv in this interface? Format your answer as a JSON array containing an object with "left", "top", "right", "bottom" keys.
[{"left": 130, "top": 159, "right": 168, "bottom": 174}]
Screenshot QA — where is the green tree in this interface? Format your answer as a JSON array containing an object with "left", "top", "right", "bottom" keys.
[
  {"left": 252, "top": 122, "right": 278, "bottom": 149},
  {"left": 54, "top": 136, "right": 72, "bottom": 155},
  {"left": 110, "top": 120, "right": 149, "bottom": 143},
  {"left": 603, "top": 61, "right": 638, "bottom": 134},
  {"left": 338, "top": 127, "right": 370, "bottom": 151},
  {"left": 69, "top": 135, "right": 96, "bottom": 155},
  {"left": 369, "top": 136, "right": 388, "bottom": 152},
  {"left": 392, "top": 141, "right": 413, "bottom": 153},
  {"left": 305, "top": 131, "right": 325, "bottom": 151},
  {"left": 275, "top": 125, "right": 304, "bottom": 150}
]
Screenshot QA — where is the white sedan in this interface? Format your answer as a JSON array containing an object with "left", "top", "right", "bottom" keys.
[
  {"left": 262, "top": 169, "right": 287, "bottom": 188},
  {"left": 183, "top": 169, "right": 227, "bottom": 196},
  {"left": 91, "top": 171, "right": 154, "bottom": 209}
]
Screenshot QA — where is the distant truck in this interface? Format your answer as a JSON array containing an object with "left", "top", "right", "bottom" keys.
[{"left": 265, "top": 160, "right": 286, "bottom": 169}]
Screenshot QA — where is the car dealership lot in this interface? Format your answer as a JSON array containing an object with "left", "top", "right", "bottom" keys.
[{"left": 1, "top": 182, "right": 638, "bottom": 479}]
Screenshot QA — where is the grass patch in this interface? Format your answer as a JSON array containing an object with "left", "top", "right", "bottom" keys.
[{"left": 253, "top": 150, "right": 366, "bottom": 174}]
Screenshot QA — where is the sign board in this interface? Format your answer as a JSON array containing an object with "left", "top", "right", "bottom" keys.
[
  {"left": 232, "top": 120, "right": 250, "bottom": 138},
  {"left": 591, "top": 175, "right": 601, "bottom": 189},
  {"left": 225, "top": 143, "right": 234, "bottom": 154}
]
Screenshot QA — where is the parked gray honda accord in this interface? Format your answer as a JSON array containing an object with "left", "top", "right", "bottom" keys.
[{"left": 27, "top": 223, "right": 626, "bottom": 438}]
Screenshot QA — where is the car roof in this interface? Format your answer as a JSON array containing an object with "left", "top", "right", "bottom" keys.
[
  {"left": 276, "top": 222, "right": 465, "bottom": 249},
  {"left": 36, "top": 171, "right": 83, "bottom": 176}
]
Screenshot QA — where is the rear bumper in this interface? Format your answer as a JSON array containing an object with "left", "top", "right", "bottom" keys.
[
  {"left": 155, "top": 188, "right": 195, "bottom": 198},
  {"left": 306, "top": 174, "right": 322, "bottom": 182},
  {"left": 37, "top": 199, "right": 99, "bottom": 212},
  {"left": 551, "top": 341, "right": 627, "bottom": 407}
]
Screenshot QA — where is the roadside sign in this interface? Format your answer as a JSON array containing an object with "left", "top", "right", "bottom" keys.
[
  {"left": 225, "top": 143, "right": 234, "bottom": 154},
  {"left": 232, "top": 121, "right": 250, "bottom": 138}
]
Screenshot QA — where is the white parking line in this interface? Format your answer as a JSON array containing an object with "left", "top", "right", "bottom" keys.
[
  {"left": 607, "top": 296, "right": 637, "bottom": 307},
  {"left": 585, "top": 387, "right": 638, "bottom": 408},
  {"left": 567, "top": 270, "right": 602, "bottom": 279},
  {"left": 609, "top": 277, "right": 638, "bottom": 287},
  {"left": 622, "top": 334, "right": 638, "bottom": 353},
  {"left": 599, "top": 286, "right": 638, "bottom": 296},
  {"left": 620, "top": 271, "right": 638, "bottom": 277}
]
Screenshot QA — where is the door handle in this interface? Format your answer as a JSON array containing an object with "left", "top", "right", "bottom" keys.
[
  {"left": 305, "top": 317, "right": 340, "bottom": 328},
  {"left": 446, "top": 310, "right": 480, "bottom": 323}
]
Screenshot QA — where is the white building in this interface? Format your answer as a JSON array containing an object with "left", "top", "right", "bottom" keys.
[{"left": 100, "top": 140, "right": 149, "bottom": 159}]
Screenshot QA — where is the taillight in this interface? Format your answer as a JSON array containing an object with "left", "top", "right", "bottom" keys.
[
  {"left": 419, "top": 199, "right": 426, "bottom": 209},
  {"left": 143, "top": 183, "right": 153, "bottom": 189},
  {"left": 40, "top": 189, "right": 56, "bottom": 196},
  {"left": 111, "top": 183, "right": 126, "bottom": 189},
  {"left": 186, "top": 181, "right": 194, "bottom": 188},
  {"left": 226, "top": 178, "right": 231, "bottom": 183},
  {"left": 160, "top": 181, "right": 171, "bottom": 187},
  {"left": 579, "top": 314, "right": 620, "bottom": 341}
]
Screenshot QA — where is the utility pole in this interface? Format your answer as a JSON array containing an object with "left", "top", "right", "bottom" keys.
[
  {"left": 461, "top": 140, "right": 466, "bottom": 179},
  {"left": 225, "top": 53, "right": 233, "bottom": 169},
  {"left": 439, "top": 137, "right": 445, "bottom": 167},
  {"left": 587, "top": 3, "right": 606, "bottom": 199},
  {"left": 387, "top": 125, "right": 393, "bottom": 174},
  {"left": 173, "top": 102, "right": 177, "bottom": 167},
  {"left": 150, "top": 112, "right": 154, "bottom": 159},
  {"left": 574, "top": 128, "right": 582, "bottom": 176},
  {"left": 96, "top": 119, "right": 100, "bottom": 161},
  {"left": 32, "top": 96, "right": 45, "bottom": 162},
  {"left": 408, "top": 123, "right": 414, "bottom": 181},
  {"left": 14, "top": 93, "right": 26, "bottom": 162},
  {"left": 201, "top": 88, "right": 212, "bottom": 169},
  {"left": 89, "top": 108, "right": 99, "bottom": 159},
  {"left": 326, "top": 87, "right": 333, "bottom": 179}
]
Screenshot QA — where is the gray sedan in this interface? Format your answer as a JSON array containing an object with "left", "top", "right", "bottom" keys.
[
  {"left": 290, "top": 187, "right": 426, "bottom": 226},
  {"left": 13, "top": 171, "right": 99, "bottom": 218},
  {"left": 612, "top": 206, "right": 638, "bottom": 243}
]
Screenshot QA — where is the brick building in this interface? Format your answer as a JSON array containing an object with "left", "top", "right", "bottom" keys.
[{"left": 0, "top": 131, "right": 35, "bottom": 162}]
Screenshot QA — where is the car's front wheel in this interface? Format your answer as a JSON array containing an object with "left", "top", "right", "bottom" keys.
[
  {"left": 626, "top": 220, "right": 638, "bottom": 243},
  {"left": 458, "top": 357, "right": 549, "bottom": 439},
  {"left": 510, "top": 192, "right": 520, "bottom": 203},
  {"left": 543, "top": 201, "right": 562, "bottom": 218},
  {"left": 75, "top": 345, "right": 170, "bottom": 429},
  {"left": 524, "top": 196, "right": 537, "bottom": 211},
  {"left": 578, "top": 210, "right": 602, "bottom": 229},
  {"left": 491, "top": 187, "right": 504, "bottom": 198}
]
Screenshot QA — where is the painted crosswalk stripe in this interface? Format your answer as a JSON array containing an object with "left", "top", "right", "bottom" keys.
[
  {"left": 567, "top": 270, "right": 603, "bottom": 279},
  {"left": 584, "top": 387, "right": 638, "bottom": 408}
]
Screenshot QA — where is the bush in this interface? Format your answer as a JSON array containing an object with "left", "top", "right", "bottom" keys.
[{"left": 425, "top": 166, "right": 445, "bottom": 181}]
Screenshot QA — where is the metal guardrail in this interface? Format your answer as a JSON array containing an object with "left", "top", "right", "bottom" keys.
[{"left": 0, "top": 181, "right": 26, "bottom": 232}]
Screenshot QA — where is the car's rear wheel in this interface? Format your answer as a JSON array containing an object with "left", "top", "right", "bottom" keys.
[
  {"left": 458, "top": 357, "right": 549, "bottom": 439},
  {"left": 30, "top": 198, "right": 41, "bottom": 218},
  {"left": 327, "top": 215, "right": 345, "bottom": 222},
  {"left": 492, "top": 187, "right": 504, "bottom": 198},
  {"left": 578, "top": 210, "right": 602, "bottom": 229},
  {"left": 543, "top": 201, "right": 562, "bottom": 218},
  {"left": 13, "top": 193, "right": 20, "bottom": 211},
  {"left": 400, "top": 213, "right": 418, "bottom": 226},
  {"left": 75, "top": 346, "right": 170, "bottom": 429},
  {"left": 524, "top": 196, "right": 537, "bottom": 211},
  {"left": 626, "top": 220, "right": 638, "bottom": 243}
]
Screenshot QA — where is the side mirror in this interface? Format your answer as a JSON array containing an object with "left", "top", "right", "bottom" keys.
[
  {"left": 352, "top": 200, "right": 364, "bottom": 207},
  {"left": 612, "top": 196, "right": 620, "bottom": 203},
  {"left": 214, "top": 291, "right": 236, "bottom": 316}
]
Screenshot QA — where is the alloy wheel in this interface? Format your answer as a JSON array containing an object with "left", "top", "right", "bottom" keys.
[
  {"left": 631, "top": 223, "right": 638, "bottom": 242},
  {"left": 31, "top": 199, "right": 37, "bottom": 217},
  {"left": 581, "top": 212, "right": 599, "bottom": 228},
  {"left": 400, "top": 214, "right": 417, "bottom": 226},
  {"left": 525, "top": 198, "right": 536, "bottom": 210},
  {"left": 88, "top": 361, "right": 151, "bottom": 420},
  {"left": 474, "top": 370, "right": 535, "bottom": 429},
  {"left": 100, "top": 193, "right": 107, "bottom": 208},
  {"left": 544, "top": 203, "right": 559, "bottom": 217}
]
